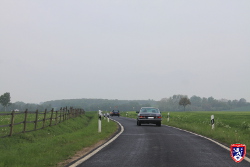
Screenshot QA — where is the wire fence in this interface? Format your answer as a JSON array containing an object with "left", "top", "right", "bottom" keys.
[{"left": 0, "top": 107, "right": 85, "bottom": 138}]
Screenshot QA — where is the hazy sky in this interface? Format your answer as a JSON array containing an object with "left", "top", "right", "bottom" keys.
[{"left": 1, "top": 1, "right": 250, "bottom": 103}]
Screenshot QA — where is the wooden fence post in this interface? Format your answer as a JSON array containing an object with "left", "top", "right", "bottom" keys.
[
  {"left": 59, "top": 108, "right": 62, "bottom": 123},
  {"left": 67, "top": 109, "right": 69, "bottom": 120},
  {"left": 71, "top": 107, "right": 73, "bottom": 118},
  {"left": 55, "top": 110, "right": 58, "bottom": 125},
  {"left": 34, "top": 109, "right": 39, "bottom": 130},
  {"left": 9, "top": 110, "right": 15, "bottom": 136},
  {"left": 69, "top": 107, "right": 72, "bottom": 119},
  {"left": 66, "top": 107, "right": 68, "bottom": 120},
  {"left": 63, "top": 108, "right": 67, "bottom": 121},
  {"left": 63, "top": 108, "right": 65, "bottom": 121},
  {"left": 23, "top": 109, "right": 28, "bottom": 133},
  {"left": 43, "top": 109, "right": 47, "bottom": 128},
  {"left": 49, "top": 108, "right": 54, "bottom": 126}
]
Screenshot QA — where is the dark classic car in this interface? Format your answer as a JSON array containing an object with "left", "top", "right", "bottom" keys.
[
  {"left": 110, "top": 110, "right": 120, "bottom": 116},
  {"left": 137, "top": 107, "right": 162, "bottom": 126}
]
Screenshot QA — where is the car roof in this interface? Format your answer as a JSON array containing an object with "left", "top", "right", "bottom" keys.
[{"left": 140, "top": 107, "right": 158, "bottom": 109}]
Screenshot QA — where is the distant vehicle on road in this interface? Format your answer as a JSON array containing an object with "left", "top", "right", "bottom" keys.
[
  {"left": 110, "top": 110, "right": 120, "bottom": 117},
  {"left": 137, "top": 107, "right": 162, "bottom": 126}
]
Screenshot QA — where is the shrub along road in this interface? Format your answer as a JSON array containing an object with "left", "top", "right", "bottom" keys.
[{"left": 76, "top": 116, "right": 250, "bottom": 167}]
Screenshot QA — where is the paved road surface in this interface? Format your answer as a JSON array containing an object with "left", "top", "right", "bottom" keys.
[{"left": 77, "top": 116, "right": 249, "bottom": 167}]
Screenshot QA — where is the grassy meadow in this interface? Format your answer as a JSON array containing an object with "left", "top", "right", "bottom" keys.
[
  {"left": 1, "top": 110, "right": 249, "bottom": 166},
  {"left": 0, "top": 111, "right": 117, "bottom": 167},
  {"left": 120, "top": 111, "right": 250, "bottom": 153},
  {"left": 0, "top": 111, "right": 56, "bottom": 137}
]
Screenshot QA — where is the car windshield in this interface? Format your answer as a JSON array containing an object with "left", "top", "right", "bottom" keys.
[{"left": 140, "top": 108, "right": 159, "bottom": 113}]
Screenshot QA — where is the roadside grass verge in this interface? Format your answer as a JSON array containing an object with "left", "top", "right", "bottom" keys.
[
  {"left": 120, "top": 111, "right": 250, "bottom": 153},
  {"left": 0, "top": 112, "right": 117, "bottom": 167}
]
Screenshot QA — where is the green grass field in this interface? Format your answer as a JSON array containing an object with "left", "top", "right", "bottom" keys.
[
  {"left": 2, "top": 110, "right": 249, "bottom": 166},
  {"left": 0, "top": 111, "right": 68, "bottom": 137},
  {"left": 121, "top": 111, "right": 250, "bottom": 154},
  {"left": 0, "top": 112, "right": 117, "bottom": 167}
]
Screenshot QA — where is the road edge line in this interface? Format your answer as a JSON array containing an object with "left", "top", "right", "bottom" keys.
[
  {"left": 69, "top": 118, "right": 124, "bottom": 167},
  {"left": 165, "top": 125, "right": 250, "bottom": 163}
]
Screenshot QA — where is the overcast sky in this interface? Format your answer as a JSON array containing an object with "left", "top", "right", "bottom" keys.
[{"left": 1, "top": 0, "right": 250, "bottom": 103}]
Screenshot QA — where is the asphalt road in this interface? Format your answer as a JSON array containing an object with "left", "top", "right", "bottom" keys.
[{"left": 76, "top": 116, "right": 250, "bottom": 167}]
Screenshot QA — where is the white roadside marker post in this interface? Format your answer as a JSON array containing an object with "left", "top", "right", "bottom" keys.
[
  {"left": 167, "top": 112, "right": 170, "bottom": 122},
  {"left": 98, "top": 110, "right": 102, "bottom": 133},
  {"left": 106, "top": 113, "right": 109, "bottom": 122},
  {"left": 211, "top": 115, "right": 215, "bottom": 129}
]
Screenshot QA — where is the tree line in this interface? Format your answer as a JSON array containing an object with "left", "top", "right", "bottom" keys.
[
  {"left": 158, "top": 95, "right": 249, "bottom": 111},
  {"left": 0, "top": 92, "right": 249, "bottom": 112}
]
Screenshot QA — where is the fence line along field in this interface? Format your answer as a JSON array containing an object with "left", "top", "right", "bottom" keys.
[
  {"left": 0, "top": 111, "right": 117, "bottom": 167},
  {"left": 121, "top": 111, "right": 250, "bottom": 154},
  {"left": 0, "top": 107, "right": 85, "bottom": 138}
]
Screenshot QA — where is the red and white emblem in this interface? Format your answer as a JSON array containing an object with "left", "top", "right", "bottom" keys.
[{"left": 230, "top": 144, "right": 246, "bottom": 163}]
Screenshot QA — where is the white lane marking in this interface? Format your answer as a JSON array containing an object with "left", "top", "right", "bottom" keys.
[
  {"left": 69, "top": 118, "right": 124, "bottom": 167},
  {"left": 164, "top": 125, "right": 250, "bottom": 163}
]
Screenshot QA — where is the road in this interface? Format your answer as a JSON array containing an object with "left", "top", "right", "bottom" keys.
[{"left": 76, "top": 116, "right": 250, "bottom": 167}]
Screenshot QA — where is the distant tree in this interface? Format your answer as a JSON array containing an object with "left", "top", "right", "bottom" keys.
[
  {"left": 231, "top": 99, "right": 239, "bottom": 108},
  {"left": 179, "top": 97, "right": 191, "bottom": 111},
  {"left": 170, "top": 94, "right": 185, "bottom": 111},
  {"left": 238, "top": 98, "right": 247, "bottom": 106},
  {"left": 0, "top": 92, "right": 11, "bottom": 111},
  {"left": 158, "top": 98, "right": 169, "bottom": 111}
]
